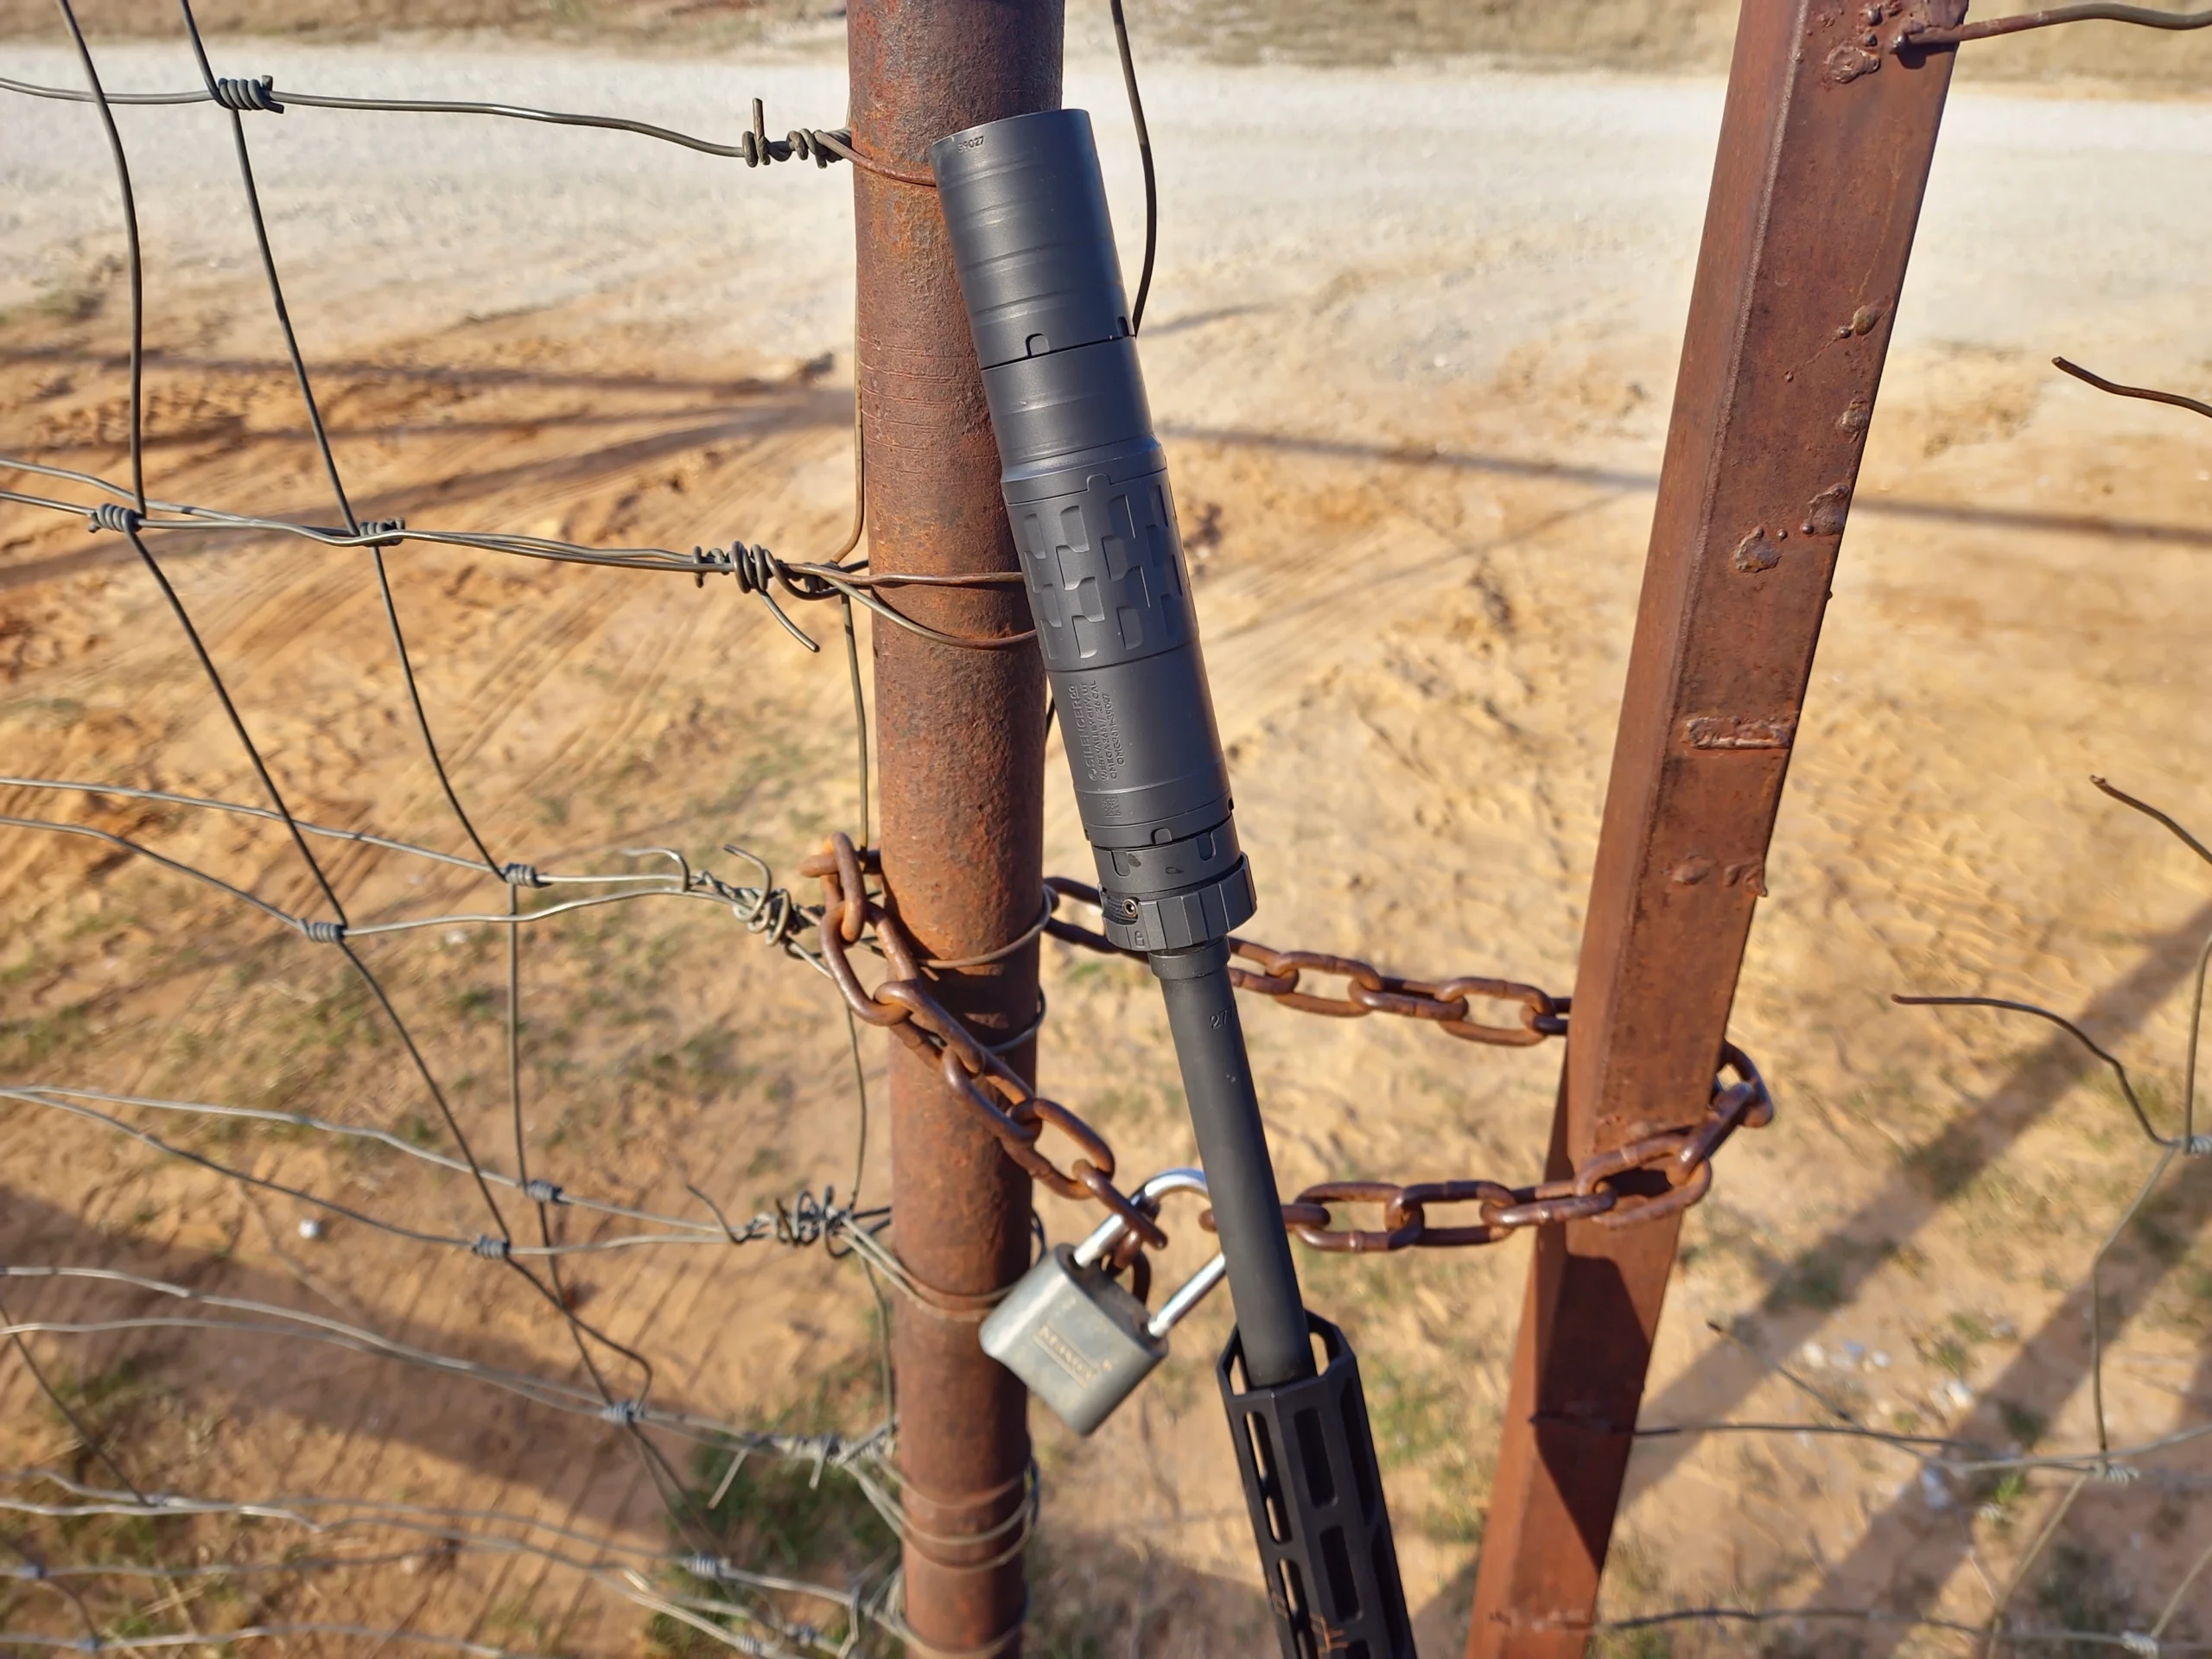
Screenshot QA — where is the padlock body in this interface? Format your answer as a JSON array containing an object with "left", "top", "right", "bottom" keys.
[{"left": 980, "top": 1243, "right": 1167, "bottom": 1435}]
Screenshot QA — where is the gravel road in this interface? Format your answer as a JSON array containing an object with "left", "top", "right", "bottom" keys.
[{"left": 4, "top": 38, "right": 2209, "bottom": 381}]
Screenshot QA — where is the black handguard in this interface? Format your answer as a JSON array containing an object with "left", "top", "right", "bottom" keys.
[{"left": 931, "top": 109, "right": 1414, "bottom": 1659}]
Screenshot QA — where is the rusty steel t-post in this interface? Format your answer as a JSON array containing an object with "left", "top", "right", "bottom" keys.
[
  {"left": 1465, "top": 3, "right": 1961, "bottom": 1652},
  {"left": 849, "top": 3, "right": 1062, "bottom": 1653}
]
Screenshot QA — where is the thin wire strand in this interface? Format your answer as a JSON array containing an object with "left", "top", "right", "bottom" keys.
[
  {"left": 0, "top": 812, "right": 302, "bottom": 928},
  {"left": 1108, "top": 0, "right": 1159, "bottom": 333},
  {"left": 0, "top": 792, "right": 814, "bottom": 933},
  {"left": 0, "top": 1537, "right": 105, "bottom": 1649},
  {"left": 0, "top": 1623, "right": 560, "bottom": 1656},
  {"left": 3, "top": 1080, "right": 856, "bottom": 1236},
  {"left": 48, "top": 10, "right": 348, "bottom": 931},
  {"left": 1906, "top": 3, "right": 2212, "bottom": 46},
  {"left": 0, "top": 776, "right": 485, "bottom": 874},
  {"left": 2096, "top": 774, "right": 2212, "bottom": 872},
  {"left": 0, "top": 1466, "right": 874, "bottom": 1571},
  {"left": 0, "top": 1267, "right": 881, "bottom": 1451},
  {"left": 1891, "top": 992, "right": 2184, "bottom": 1147},
  {"left": 0, "top": 775, "right": 703, "bottom": 887},
  {"left": 0, "top": 1512, "right": 862, "bottom": 1659},
  {"left": 2056, "top": 356, "right": 2212, "bottom": 422},
  {"left": 173, "top": 0, "right": 501, "bottom": 876},
  {"left": 0, "top": 1288, "right": 145, "bottom": 1501},
  {"left": 48, "top": 0, "right": 143, "bottom": 514},
  {"left": 1983, "top": 1471, "right": 2093, "bottom": 1659}
]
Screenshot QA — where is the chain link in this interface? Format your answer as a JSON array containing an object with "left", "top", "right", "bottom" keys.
[
  {"left": 805, "top": 845, "right": 1767, "bottom": 1262},
  {"left": 1044, "top": 877, "right": 1568, "bottom": 1046},
  {"left": 1245, "top": 1046, "right": 1773, "bottom": 1253}
]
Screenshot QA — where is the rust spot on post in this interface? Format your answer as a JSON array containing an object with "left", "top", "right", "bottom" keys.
[{"left": 1731, "top": 527, "right": 1783, "bottom": 572}]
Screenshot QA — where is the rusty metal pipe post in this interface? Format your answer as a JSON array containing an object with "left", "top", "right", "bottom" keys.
[
  {"left": 1464, "top": 3, "right": 1961, "bottom": 1652},
  {"left": 849, "top": 4, "right": 1063, "bottom": 1653}
]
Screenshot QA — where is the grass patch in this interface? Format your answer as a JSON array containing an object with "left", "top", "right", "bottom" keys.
[
  {"left": 1765, "top": 1249, "right": 1845, "bottom": 1313},
  {"left": 1997, "top": 1400, "right": 2047, "bottom": 1448},
  {"left": 1901, "top": 1122, "right": 1983, "bottom": 1200},
  {"left": 2036, "top": 1543, "right": 2135, "bottom": 1652},
  {"left": 0, "top": 1001, "right": 92, "bottom": 1070},
  {"left": 1590, "top": 1627, "right": 1674, "bottom": 1659},
  {"left": 645, "top": 1351, "right": 893, "bottom": 1657},
  {"left": 1362, "top": 1359, "right": 1491, "bottom": 1544},
  {"left": 687, "top": 1445, "right": 895, "bottom": 1575},
  {"left": 1924, "top": 1335, "right": 1971, "bottom": 1379}
]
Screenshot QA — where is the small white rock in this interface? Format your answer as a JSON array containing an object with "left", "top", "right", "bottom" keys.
[
  {"left": 1871, "top": 1350, "right": 1892, "bottom": 1370},
  {"left": 297, "top": 1217, "right": 326, "bottom": 1241},
  {"left": 1943, "top": 1377, "right": 1974, "bottom": 1408},
  {"left": 1920, "top": 1467, "right": 1952, "bottom": 1511},
  {"left": 1800, "top": 1340, "right": 1827, "bottom": 1368}
]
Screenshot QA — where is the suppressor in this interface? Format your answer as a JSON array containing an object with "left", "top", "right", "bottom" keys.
[{"left": 927, "top": 108, "right": 1252, "bottom": 958}]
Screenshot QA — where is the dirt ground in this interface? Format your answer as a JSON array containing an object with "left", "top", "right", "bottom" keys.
[
  {"left": 6, "top": 0, "right": 2212, "bottom": 89},
  {"left": 3, "top": 15, "right": 2212, "bottom": 1659}
]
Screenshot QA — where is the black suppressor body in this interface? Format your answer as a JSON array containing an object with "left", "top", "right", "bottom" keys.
[
  {"left": 931, "top": 109, "right": 1413, "bottom": 1659},
  {"left": 928, "top": 109, "right": 1251, "bottom": 956}
]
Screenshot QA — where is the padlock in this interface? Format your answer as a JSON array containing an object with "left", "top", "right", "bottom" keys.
[{"left": 980, "top": 1168, "right": 1228, "bottom": 1434}]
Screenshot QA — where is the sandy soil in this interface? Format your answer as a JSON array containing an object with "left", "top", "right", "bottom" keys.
[{"left": 3, "top": 22, "right": 2212, "bottom": 1659}]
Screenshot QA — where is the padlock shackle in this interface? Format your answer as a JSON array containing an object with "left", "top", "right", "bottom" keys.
[
  {"left": 1146, "top": 1251, "right": 1227, "bottom": 1340},
  {"left": 1071, "top": 1166, "right": 1208, "bottom": 1268},
  {"left": 1068, "top": 1166, "right": 1227, "bottom": 1339}
]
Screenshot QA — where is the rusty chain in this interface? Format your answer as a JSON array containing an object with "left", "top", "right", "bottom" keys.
[
  {"left": 1242, "top": 1045, "right": 1773, "bottom": 1253},
  {"left": 797, "top": 835, "right": 1169, "bottom": 1256},
  {"left": 800, "top": 842, "right": 1768, "bottom": 1267},
  {"left": 1043, "top": 876, "right": 1569, "bottom": 1047}
]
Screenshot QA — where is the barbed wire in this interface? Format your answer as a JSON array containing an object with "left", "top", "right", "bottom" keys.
[
  {"left": 0, "top": 453, "right": 1031, "bottom": 653},
  {"left": 0, "top": 71, "right": 861, "bottom": 168},
  {"left": 0, "top": 0, "right": 1179, "bottom": 1648},
  {"left": 3, "top": 1087, "right": 888, "bottom": 1257},
  {"left": 1, "top": 1084, "right": 877, "bottom": 1240}
]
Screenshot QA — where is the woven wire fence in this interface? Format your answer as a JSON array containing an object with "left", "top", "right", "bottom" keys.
[
  {"left": 0, "top": 3, "right": 967, "bottom": 1652},
  {"left": 3, "top": 3, "right": 2212, "bottom": 1655}
]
